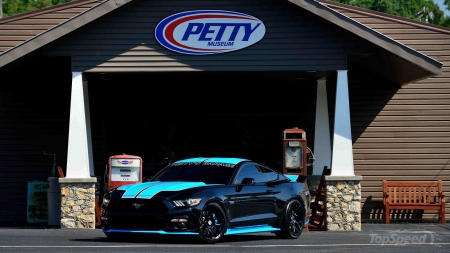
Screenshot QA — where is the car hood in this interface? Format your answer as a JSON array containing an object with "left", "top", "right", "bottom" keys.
[{"left": 118, "top": 181, "right": 217, "bottom": 199}]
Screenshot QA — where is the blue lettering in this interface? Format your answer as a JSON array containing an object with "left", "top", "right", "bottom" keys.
[
  {"left": 207, "top": 41, "right": 234, "bottom": 46},
  {"left": 182, "top": 23, "right": 204, "bottom": 41},
  {"left": 243, "top": 23, "right": 261, "bottom": 41},
  {"left": 182, "top": 22, "right": 262, "bottom": 41},
  {"left": 214, "top": 24, "right": 228, "bottom": 41},
  {"left": 228, "top": 24, "right": 241, "bottom": 41},
  {"left": 199, "top": 23, "right": 216, "bottom": 41}
]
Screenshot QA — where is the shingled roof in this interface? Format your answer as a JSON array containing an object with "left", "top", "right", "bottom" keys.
[{"left": 0, "top": 0, "right": 444, "bottom": 85}]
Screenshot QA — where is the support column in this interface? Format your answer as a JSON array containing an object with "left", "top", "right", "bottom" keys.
[
  {"left": 331, "top": 70, "right": 354, "bottom": 177},
  {"left": 325, "top": 70, "right": 362, "bottom": 231},
  {"left": 308, "top": 77, "right": 332, "bottom": 194},
  {"left": 59, "top": 72, "right": 97, "bottom": 229},
  {"left": 313, "top": 77, "right": 331, "bottom": 175}
]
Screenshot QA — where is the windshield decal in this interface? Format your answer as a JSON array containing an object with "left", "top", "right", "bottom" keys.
[{"left": 202, "top": 162, "right": 235, "bottom": 168}]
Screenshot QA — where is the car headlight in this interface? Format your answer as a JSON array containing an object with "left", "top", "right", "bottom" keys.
[
  {"left": 172, "top": 198, "right": 202, "bottom": 207},
  {"left": 102, "top": 188, "right": 118, "bottom": 207}
]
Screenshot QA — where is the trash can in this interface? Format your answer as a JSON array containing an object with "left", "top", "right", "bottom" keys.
[{"left": 47, "top": 177, "right": 61, "bottom": 227}]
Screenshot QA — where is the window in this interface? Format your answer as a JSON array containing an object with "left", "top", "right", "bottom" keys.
[
  {"left": 258, "top": 166, "right": 279, "bottom": 182},
  {"left": 234, "top": 165, "right": 267, "bottom": 184}
]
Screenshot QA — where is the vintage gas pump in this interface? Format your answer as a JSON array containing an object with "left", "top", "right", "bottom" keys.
[
  {"left": 282, "top": 127, "right": 314, "bottom": 178},
  {"left": 104, "top": 154, "right": 143, "bottom": 191}
]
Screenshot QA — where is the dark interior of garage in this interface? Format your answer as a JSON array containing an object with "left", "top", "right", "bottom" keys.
[{"left": 87, "top": 71, "right": 325, "bottom": 177}]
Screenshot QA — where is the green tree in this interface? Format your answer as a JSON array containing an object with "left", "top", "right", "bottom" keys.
[
  {"left": 330, "top": 0, "right": 449, "bottom": 27},
  {"left": 3, "top": 0, "right": 73, "bottom": 17}
]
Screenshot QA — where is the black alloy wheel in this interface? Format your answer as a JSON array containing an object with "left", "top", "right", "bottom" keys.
[
  {"left": 198, "top": 202, "right": 227, "bottom": 243},
  {"left": 277, "top": 199, "right": 305, "bottom": 239}
]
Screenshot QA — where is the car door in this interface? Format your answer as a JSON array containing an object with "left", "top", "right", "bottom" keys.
[{"left": 230, "top": 164, "right": 278, "bottom": 228}]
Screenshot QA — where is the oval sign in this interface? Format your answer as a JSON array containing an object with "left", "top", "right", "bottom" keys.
[{"left": 155, "top": 10, "right": 266, "bottom": 55}]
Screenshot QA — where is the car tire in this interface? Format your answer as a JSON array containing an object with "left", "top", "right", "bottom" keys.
[
  {"left": 276, "top": 199, "right": 304, "bottom": 239},
  {"left": 104, "top": 232, "right": 136, "bottom": 242},
  {"left": 198, "top": 202, "right": 228, "bottom": 243}
]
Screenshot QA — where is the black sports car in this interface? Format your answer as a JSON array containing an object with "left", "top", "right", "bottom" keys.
[{"left": 101, "top": 157, "right": 310, "bottom": 243}]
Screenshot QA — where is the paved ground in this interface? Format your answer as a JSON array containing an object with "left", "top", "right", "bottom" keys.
[{"left": 0, "top": 223, "right": 449, "bottom": 253}]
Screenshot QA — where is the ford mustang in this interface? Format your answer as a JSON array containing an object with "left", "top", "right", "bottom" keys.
[{"left": 101, "top": 157, "right": 310, "bottom": 243}]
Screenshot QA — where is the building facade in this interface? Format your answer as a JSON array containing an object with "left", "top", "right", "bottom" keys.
[{"left": 0, "top": 0, "right": 448, "bottom": 227}]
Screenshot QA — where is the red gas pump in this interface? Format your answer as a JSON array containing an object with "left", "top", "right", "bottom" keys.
[
  {"left": 104, "top": 154, "right": 143, "bottom": 191},
  {"left": 282, "top": 127, "right": 314, "bottom": 178}
]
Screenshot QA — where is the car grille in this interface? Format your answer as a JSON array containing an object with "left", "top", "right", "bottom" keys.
[
  {"left": 107, "top": 198, "right": 169, "bottom": 230},
  {"left": 108, "top": 198, "right": 168, "bottom": 213},
  {"left": 109, "top": 214, "right": 167, "bottom": 230}
]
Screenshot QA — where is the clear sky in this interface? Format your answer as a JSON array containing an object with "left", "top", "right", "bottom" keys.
[{"left": 434, "top": 0, "right": 450, "bottom": 17}]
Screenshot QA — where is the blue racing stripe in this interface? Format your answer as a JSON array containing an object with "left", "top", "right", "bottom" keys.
[
  {"left": 174, "top": 157, "right": 207, "bottom": 164},
  {"left": 204, "top": 158, "right": 248, "bottom": 165},
  {"left": 119, "top": 182, "right": 162, "bottom": 198},
  {"left": 121, "top": 181, "right": 214, "bottom": 199},
  {"left": 137, "top": 181, "right": 209, "bottom": 199}
]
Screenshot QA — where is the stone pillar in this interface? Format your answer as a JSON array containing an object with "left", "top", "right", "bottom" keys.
[
  {"left": 59, "top": 72, "right": 97, "bottom": 229},
  {"left": 59, "top": 178, "right": 97, "bottom": 229},
  {"left": 325, "top": 176, "right": 362, "bottom": 231},
  {"left": 322, "top": 70, "right": 362, "bottom": 231}
]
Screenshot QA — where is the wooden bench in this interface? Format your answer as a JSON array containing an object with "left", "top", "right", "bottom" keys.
[{"left": 383, "top": 180, "right": 446, "bottom": 224}]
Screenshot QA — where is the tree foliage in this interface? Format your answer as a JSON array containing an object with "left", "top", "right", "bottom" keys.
[
  {"left": 446, "top": 0, "right": 450, "bottom": 11},
  {"left": 330, "top": 0, "right": 450, "bottom": 27},
  {"left": 3, "top": 0, "right": 73, "bottom": 17}
]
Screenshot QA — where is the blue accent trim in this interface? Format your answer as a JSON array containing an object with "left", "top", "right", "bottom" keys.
[
  {"left": 204, "top": 157, "right": 248, "bottom": 165},
  {"left": 284, "top": 174, "right": 299, "bottom": 181},
  {"left": 137, "top": 182, "right": 208, "bottom": 199},
  {"left": 225, "top": 225, "right": 280, "bottom": 235},
  {"left": 174, "top": 157, "right": 207, "bottom": 164},
  {"left": 103, "top": 229, "right": 198, "bottom": 235},
  {"left": 119, "top": 181, "right": 161, "bottom": 197},
  {"left": 120, "top": 181, "right": 217, "bottom": 199},
  {"left": 104, "top": 225, "right": 280, "bottom": 236}
]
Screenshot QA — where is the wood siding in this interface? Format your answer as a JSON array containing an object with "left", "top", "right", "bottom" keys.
[
  {"left": 326, "top": 4, "right": 450, "bottom": 222},
  {"left": 0, "top": 0, "right": 103, "bottom": 54},
  {"left": 44, "top": 0, "right": 376, "bottom": 72},
  {"left": 0, "top": 55, "right": 72, "bottom": 224}
]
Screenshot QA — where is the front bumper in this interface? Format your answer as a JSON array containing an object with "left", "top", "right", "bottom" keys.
[{"left": 102, "top": 198, "right": 202, "bottom": 233}]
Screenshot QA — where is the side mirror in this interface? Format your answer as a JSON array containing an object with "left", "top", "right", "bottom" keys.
[{"left": 241, "top": 177, "right": 255, "bottom": 185}]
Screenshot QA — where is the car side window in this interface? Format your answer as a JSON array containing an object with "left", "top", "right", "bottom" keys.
[
  {"left": 258, "top": 166, "right": 279, "bottom": 182},
  {"left": 234, "top": 164, "right": 267, "bottom": 184}
]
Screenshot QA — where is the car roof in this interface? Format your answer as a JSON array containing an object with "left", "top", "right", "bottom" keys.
[{"left": 174, "top": 157, "right": 249, "bottom": 165}]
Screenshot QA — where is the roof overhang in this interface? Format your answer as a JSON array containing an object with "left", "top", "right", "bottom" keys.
[
  {"left": 0, "top": 0, "right": 443, "bottom": 86},
  {"left": 291, "top": 0, "right": 442, "bottom": 85},
  {"left": 0, "top": 0, "right": 133, "bottom": 69}
]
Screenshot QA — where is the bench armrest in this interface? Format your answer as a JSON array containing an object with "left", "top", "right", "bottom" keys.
[{"left": 383, "top": 192, "right": 390, "bottom": 204}]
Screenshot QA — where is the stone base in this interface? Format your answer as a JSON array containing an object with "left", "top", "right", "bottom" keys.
[
  {"left": 324, "top": 176, "right": 362, "bottom": 231},
  {"left": 59, "top": 178, "right": 97, "bottom": 229}
]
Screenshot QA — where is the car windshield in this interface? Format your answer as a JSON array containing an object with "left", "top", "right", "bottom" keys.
[{"left": 151, "top": 163, "right": 237, "bottom": 185}]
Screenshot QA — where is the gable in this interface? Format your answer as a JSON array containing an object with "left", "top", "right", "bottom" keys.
[{"left": 43, "top": 0, "right": 377, "bottom": 72}]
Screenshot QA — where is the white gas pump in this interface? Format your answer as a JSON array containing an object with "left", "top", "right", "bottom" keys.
[{"left": 104, "top": 154, "right": 143, "bottom": 191}]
